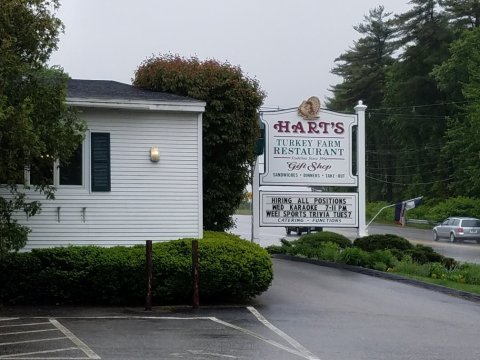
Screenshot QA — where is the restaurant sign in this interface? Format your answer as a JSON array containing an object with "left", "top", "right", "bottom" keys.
[
  {"left": 260, "top": 191, "right": 358, "bottom": 227},
  {"left": 260, "top": 97, "right": 357, "bottom": 186}
]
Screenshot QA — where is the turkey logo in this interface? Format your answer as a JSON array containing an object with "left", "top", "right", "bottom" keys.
[{"left": 298, "top": 96, "right": 320, "bottom": 120}]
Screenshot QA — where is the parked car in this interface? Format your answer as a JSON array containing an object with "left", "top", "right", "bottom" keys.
[
  {"left": 432, "top": 217, "right": 480, "bottom": 243},
  {"left": 286, "top": 226, "right": 323, "bottom": 236}
]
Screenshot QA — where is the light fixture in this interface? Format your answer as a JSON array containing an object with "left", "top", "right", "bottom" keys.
[{"left": 150, "top": 146, "right": 160, "bottom": 162}]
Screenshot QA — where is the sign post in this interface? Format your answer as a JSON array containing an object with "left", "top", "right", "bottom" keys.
[{"left": 355, "top": 101, "right": 367, "bottom": 237}]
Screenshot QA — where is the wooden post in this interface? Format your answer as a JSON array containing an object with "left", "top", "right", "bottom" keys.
[
  {"left": 145, "top": 240, "right": 153, "bottom": 311},
  {"left": 192, "top": 240, "right": 199, "bottom": 308}
]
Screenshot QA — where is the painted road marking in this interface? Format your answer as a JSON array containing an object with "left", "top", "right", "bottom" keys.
[
  {"left": 0, "top": 347, "right": 80, "bottom": 359},
  {"left": 0, "top": 322, "right": 51, "bottom": 328},
  {"left": 210, "top": 317, "right": 308, "bottom": 359},
  {"left": 0, "top": 318, "right": 100, "bottom": 360},
  {"left": 0, "top": 337, "right": 66, "bottom": 346},
  {"left": 247, "top": 306, "right": 320, "bottom": 360},
  {"left": 49, "top": 320, "right": 100, "bottom": 360},
  {"left": 0, "top": 329, "right": 57, "bottom": 336},
  {"left": 1, "top": 313, "right": 318, "bottom": 360}
]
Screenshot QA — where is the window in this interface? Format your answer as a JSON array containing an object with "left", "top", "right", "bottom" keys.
[
  {"left": 28, "top": 144, "right": 83, "bottom": 187},
  {"left": 60, "top": 144, "right": 83, "bottom": 185}
]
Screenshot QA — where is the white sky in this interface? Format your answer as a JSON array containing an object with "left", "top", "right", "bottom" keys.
[{"left": 49, "top": 0, "right": 411, "bottom": 109}]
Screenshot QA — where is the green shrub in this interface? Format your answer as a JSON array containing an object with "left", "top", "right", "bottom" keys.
[
  {"left": 0, "top": 232, "right": 272, "bottom": 305},
  {"left": 369, "top": 249, "right": 397, "bottom": 270},
  {"left": 425, "top": 197, "right": 480, "bottom": 223},
  {"left": 295, "top": 231, "right": 352, "bottom": 249},
  {"left": 338, "top": 247, "right": 370, "bottom": 267},
  {"left": 460, "top": 263, "right": 480, "bottom": 285},
  {"left": 274, "top": 231, "right": 350, "bottom": 259},
  {"left": 405, "top": 244, "right": 457, "bottom": 268},
  {"left": 354, "top": 234, "right": 413, "bottom": 253},
  {"left": 265, "top": 245, "right": 287, "bottom": 254},
  {"left": 318, "top": 242, "right": 341, "bottom": 262},
  {"left": 393, "top": 256, "right": 432, "bottom": 277}
]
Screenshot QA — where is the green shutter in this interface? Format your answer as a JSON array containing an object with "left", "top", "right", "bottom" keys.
[{"left": 91, "top": 132, "right": 111, "bottom": 192}]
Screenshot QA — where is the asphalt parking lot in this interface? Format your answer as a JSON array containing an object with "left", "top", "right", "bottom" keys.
[
  {"left": 3, "top": 258, "right": 480, "bottom": 360},
  {"left": 0, "top": 306, "right": 318, "bottom": 360}
]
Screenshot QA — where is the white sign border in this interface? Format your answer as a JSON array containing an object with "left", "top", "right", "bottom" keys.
[
  {"left": 260, "top": 109, "right": 358, "bottom": 187},
  {"left": 259, "top": 191, "right": 359, "bottom": 228}
]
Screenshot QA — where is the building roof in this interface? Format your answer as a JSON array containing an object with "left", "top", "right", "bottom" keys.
[
  {"left": 67, "top": 79, "right": 198, "bottom": 102},
  {"left": 67, "top": 79, "right": 205, "bottom": 112}
]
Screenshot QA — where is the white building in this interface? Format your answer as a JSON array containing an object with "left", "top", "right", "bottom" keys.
[{"left": 7, "top": 79, "right": 206, "bottom": 249}]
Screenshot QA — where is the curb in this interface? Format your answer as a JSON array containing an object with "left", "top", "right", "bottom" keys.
[{"left": 272, "top": 254, "right": 480, "bottom": 304}]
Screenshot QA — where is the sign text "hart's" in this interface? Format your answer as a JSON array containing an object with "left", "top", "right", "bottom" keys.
[{"left": 273, "top": 120, "right": 344, "bottom": 134}]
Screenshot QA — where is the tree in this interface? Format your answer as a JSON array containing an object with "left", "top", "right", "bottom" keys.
[
  {"left": 327, "top": 6, "right": 397, "bottom": 112},
  {"left": 0, "top": 0, "right": 85, "bottom": 257},
  {"left": 381, "top": 0, "right": 454, "bottom": 201},
  {"left": 433, "top": 28, "right": 480, "bottom": 196},
  {"left": 134, "top": 55, "right": 265, "bottom": 231},
  {"left": 441, "top": 0, "right": 480, "bottom": 29},
  {"left": 327, "top": 6, "right": 397, "bottom": 201}
]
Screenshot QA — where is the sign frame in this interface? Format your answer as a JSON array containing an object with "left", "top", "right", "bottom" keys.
[
  {"left": 260, "top": 108, "right": 358, "bottom": 187},
  {"left": 259, "top": 191, "right": 359, "bottom": 228}
]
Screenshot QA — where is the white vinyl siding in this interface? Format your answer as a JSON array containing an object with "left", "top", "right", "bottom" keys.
[{"left": 14, "top": 108, "right": 203, "bottom": 249}]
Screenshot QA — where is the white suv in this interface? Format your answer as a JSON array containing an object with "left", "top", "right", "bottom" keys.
[{"left": 433, "top": 217, "right": 480, "bottom": 243}]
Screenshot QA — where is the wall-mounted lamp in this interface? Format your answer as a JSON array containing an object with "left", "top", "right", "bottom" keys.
[{"left": 150, "top": 146, "right": 160, "bottom": 162}]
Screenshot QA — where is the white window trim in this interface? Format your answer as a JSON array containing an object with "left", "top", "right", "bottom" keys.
[{"left": 25, "top": 135, "right": 89, "bottom": 191}]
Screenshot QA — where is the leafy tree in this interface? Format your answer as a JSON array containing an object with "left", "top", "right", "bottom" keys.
[
  {"left": 433, "top": 28, "right": 480, "bottom": 196},
  {"left": 327, "top": 6, "right": 398, "bottom": 201},
  {"left": 0, "top": 0, "right": 85, "bottom": 257},
  {"left": 133, "top": 55, "right": 265, "bottom": 231},
  {"left": 381, "top": 0, "right": 454, "bottom": 201}
]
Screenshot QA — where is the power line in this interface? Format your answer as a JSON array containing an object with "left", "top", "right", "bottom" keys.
[
  {"left": 366, "top": 175, "right": 454, "bottom": 186},
  {"left": 368, "top": 100, "right": 470, "bottom": 111},
  {"left": 367, "top": 111, "right": 449, "bottom": 119},
  {"left": 366, "top": 160, "right": 446, "bottom": 170},
  {"left": 367, "top": 169, "right": 448, "bottom": 177}
]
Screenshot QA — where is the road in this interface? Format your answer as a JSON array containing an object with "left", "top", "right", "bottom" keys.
[
  {"left": 231, "top": 215, "right": 480, "bottom": 264},
  {"left": 254, "top": 258, "right": 480, "bottom": 360}
]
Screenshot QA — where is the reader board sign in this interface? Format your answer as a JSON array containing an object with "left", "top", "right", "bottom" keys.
[
  {"left": 260, "top": 108, "right": 358, "bottom": 186},
  {"left": 260, "top": 192, "right": 358, "bottom": 227}
]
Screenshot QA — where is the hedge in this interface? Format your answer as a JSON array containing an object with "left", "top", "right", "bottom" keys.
[{"left": 0, "top": 231, "right": 273, "bottom": 305}]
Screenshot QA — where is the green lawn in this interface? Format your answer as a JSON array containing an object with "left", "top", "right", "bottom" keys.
[{"left": 392, "top": 272, "right": 480, "bottom": 295}]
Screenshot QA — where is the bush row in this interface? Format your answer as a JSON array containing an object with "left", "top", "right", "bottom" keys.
[
  {"left": 0, "top": 232, "right": 273, "bottom": 305},
  {"left": 266, "top": 231, "right": 478, "bottom": 284}
]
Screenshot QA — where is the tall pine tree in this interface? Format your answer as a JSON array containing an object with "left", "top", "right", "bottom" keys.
[
  {"left": 381, "top": 0, "right": 454, "bottom": 201},
  {"left": 327, "top": 6, "right": 397, "bottom": 201}
]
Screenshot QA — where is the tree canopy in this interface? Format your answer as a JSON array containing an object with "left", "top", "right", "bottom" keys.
[
  {"left": 328, "top": 0, "right": 480, "bottom": 203},
  {"left": 0, "top": 0, "right": 85, "bottom": 256},
  {"left": 134, "top": 55, "right": 265, "bottom": 231}
]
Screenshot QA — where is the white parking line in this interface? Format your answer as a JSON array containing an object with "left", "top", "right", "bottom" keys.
[
  {"left": 210, "top": 317, "right": 309, "bottom": 359},
  {"left": 0, "top": 329, "right": 57, "bottom": 336},
  {"left": 49, "top": 320, "right": 100, "bottom": 360},
  {"left": 247, "top": 306, "right": 320, "bottom": 360},
  {"left": 0, "top": 337, "right": 66, "bottom": 346},
  {"left": 0, "top": 347, "right": 80, "bottom": 359},
  {"left": 1, "top": 313, "right": 317, "bottom": 360},
  {"left": 0, "top": 322, "right": 50, "bottom": 328}
]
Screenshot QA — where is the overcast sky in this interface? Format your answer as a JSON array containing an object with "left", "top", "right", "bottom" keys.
[{"left": 49, "top": 0, "right": 411, "bottom": 109}]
